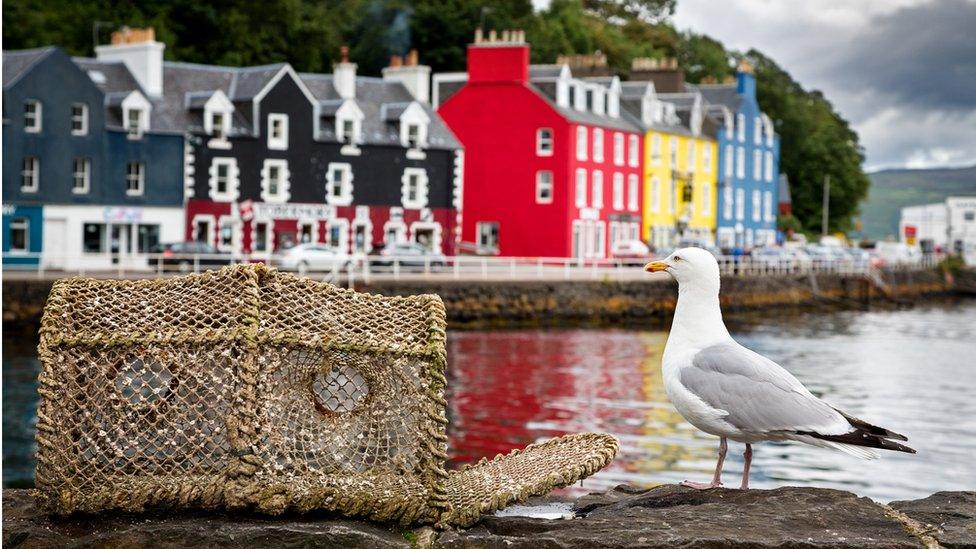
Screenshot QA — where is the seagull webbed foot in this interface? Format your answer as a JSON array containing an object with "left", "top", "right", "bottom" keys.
[{"left": 680, "top": 480, "right": 723, "bottom": 490}]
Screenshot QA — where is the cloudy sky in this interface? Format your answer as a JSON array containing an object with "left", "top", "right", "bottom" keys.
[{"left": 672, "top": 0, "right": 976, "bottom": 171}]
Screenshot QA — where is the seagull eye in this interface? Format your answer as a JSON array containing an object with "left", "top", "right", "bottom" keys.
[{"left": 674, "top": 256, "right": 682, "bottom": 261}]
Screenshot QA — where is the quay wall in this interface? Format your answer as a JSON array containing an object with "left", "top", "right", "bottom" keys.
[{"left": 3, "top": 268, "right": 963, "bottom": 331}]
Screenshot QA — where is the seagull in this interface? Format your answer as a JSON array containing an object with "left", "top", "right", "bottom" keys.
[{"left": 644, "top": 247, "right": 915, "bottom": 490}]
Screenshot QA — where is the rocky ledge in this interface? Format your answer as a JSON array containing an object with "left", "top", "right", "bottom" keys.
[{"left": 3, "top": 486, "right": 973, "bottom": 548}]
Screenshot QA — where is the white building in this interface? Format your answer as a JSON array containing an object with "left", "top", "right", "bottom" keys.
[{"left": 900, "top": 196, "right": 976, "bottom": 263}]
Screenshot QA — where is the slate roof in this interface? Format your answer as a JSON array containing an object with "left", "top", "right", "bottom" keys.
[
  {"left": 434, "top": 78, "right": 467, "bottom": 107},
  {"left": 3, "top": 47, "right": 55, "bottom": 88},
  {"left": 528, "top": 64, "right": 562, "bottom": 79},
  {"left": 527, "top": 69, "right": 640, "bottom": 133},
  {"left": 686, "top": 83, "right": 742, "bottom": 111}
]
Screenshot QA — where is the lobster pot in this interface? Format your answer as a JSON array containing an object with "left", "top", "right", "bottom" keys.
[{"left": 35, "top": 265, "right": 618, "bottom": 527}]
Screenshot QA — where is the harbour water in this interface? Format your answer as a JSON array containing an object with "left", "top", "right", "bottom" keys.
[{"left": 4, "top": 300, "right": 975, "bottom": 501}]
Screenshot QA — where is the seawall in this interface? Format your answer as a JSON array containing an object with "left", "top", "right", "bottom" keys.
[{"left": 3, "top": 268, "right": 967, "bottom": 332}]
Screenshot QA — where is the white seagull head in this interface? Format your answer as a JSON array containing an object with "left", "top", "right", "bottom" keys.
[{"left": 644, "top": 246, "right": 721, "bottom": 291}]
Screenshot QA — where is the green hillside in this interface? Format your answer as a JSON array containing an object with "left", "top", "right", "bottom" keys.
[{"left": 857, "top": 165, "right": 976, "bottom": 240}]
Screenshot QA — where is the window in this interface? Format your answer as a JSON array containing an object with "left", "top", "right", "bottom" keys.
[
  {"left": 724, "top": 144, "right": 733, "bottom": 177},
  {"left": 612, "top": 173, "right": 624, "bottom": 210},
  {"left": 268, "top": 114, "right": 288, "bottom": 150},
  {"left": 670, "top": 137, "right": 678, "bottom": 169},
  {"left": 735, "top": 188, "right": 745, "bottom": 220},
  {"left": 687, "top": 142, "right": 696, "bottom": 172},
  {"left": 591, "top": 170, "right": 604, "bottom": 208},
  {"left": 703, "top": 143, "right": 712, "bottom": 174},
  {"left": 83, "top": 223, "right": 106, "bottom": 253},
  {"left": 194, "top": 217, "right": 213, "bottom": 244},
  {"left": 477, "top": 222, "right": 500, "bottom": 251},
  {"left": 592, "top": 128, "right": 604, "bottom": 162},
  {"left": 764, "top": 191, "right": 774, "bottom": 222},
  {"left": 576, "top": 126, "right": 588, "bottom": 161},
  {"left": 24, "top": 100, "right": 41, "bottom": 132},
  {"left": 209, "top": 158, "right": 239, "bottom": 201},
  {"left": 401, "top": 168, "right": 429, "bottom": 209},
  {"left": 72, "top": 158, "right": 91, "bottom": 194},
  {"left": 126, "top": 161, "right": 145, "bottom": 195},
  {"left": 536, "top": 170, "right": 553, "bottom": 204},
  {"left": 752, "top": 189, "right": 762, "bottom": 222},
  {"left": 137, "top": 224, "right": 160, "bottom": 253},
  {"left": 71, "top": 103, "right": 88, "bottom": 136},
  {"left": 766, "top": 118, "right": 774, "bottom": 146},
  {"left": 613, "top": 132, "right": 624, "bottom": 166},
  {"left": 702, "top": 183, "right": 711, "bottom": 216},
  {"left": 753, "top": 150, "right": 762, "bottom": 179},
  {"left": 754, "top": 116, "right": 762, "bottom": 145},
  {"left": 651, "top": 134, "right": 661, "bottom": 166},
  {"left": 651, "top": 177, "right": 661, "bottom": 213},
  {"left": 627, "top": 174, "right": 639, "bottom": 212},
  {"left": 765, "top": 151, "right": 774, "bottom": 182},
  {"left": 537, "top": 128, "right": 553, "bottom": 156},
  {"left": 209, "top": 111, "right": 226, "bottom": 139},
  {"left": 340, "top": 118, "right": 356, "bottom": 143},
  {"left": 628, "top": 135, "right": 639, "bottom": 167},
  {"left": 21, "top": 156, "right": 39, "bottom": 192},
  {"left": 736, "top": 113, "right": 745, "bottom": 142},
  {"left": 261, "top": 159, "right": 290, "bottom": 202},
  {"left": 9, "top": 218, "right": 29, "bottom": 253},
  {"left": 670, "top": 178, "right": 678, "bottom": 213},
  {"left": 406, "top": 123, "right": 421, "bottom": 148},
  {"left": 219, "top": 217, "right": 235, "bottom": 251},
  {"left": 326, "top": 163, "right": 354, "bottom": 205},
  {"left": 575, "top": 169, "right": 587, "bottom": 208},
  {"left": 723, "top": 185, "right": 733, "bottom": 220},
  {"left": 254, "top": 222, "right": 270, "bottom": 252},
  {"left": 736, "top": 147, "right": 745, "bottom": 178},
  {"left": 126, "top": 109, "right": 144, "bottom": 137},
  {"left": 595, "top": 221, "right": 606, "bottom": 257}
]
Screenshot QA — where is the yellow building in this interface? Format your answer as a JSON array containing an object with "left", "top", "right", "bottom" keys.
[{"left": 642, "top": 130, "right": 718, "bottom": 249}]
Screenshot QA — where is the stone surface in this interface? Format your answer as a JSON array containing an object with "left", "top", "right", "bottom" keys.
[
  {"left": 8, "top": 486, "right": 967, "bottom": 548},
  {"left": 891, "top": 490, "right": 976, "bottom": 548}
]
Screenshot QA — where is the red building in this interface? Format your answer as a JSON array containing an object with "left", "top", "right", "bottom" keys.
[{"left": 435, "top": 30, "right": 643, "bottom": 259}]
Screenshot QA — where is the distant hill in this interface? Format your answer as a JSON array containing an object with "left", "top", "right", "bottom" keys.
[{"left": 857, "top": 165, "right": 976, "bottom": 240}]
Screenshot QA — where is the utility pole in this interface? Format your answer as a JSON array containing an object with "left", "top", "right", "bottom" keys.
[{"left": 821, "top": 174, "right": 830, "bottom": 237}]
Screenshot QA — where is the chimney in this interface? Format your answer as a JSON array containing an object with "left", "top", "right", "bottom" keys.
[
  {"left": 628, "top": 56, "right": 684, "bottom": 93},
  {"left": 557, "top": 51, "right": 610, "bottom": 77},
  {"left": 95, "top": 26, "right": 165, "bottom": 96},
  {"left": 382, "top": 49, "right": 432, "bottom": 104},
  {"left": 736, "top": 58, "right": 756, "bottom": 99},
  {"left": 333, "top": 46, "right": 357, "bottom": 99},
  {"left": 467, "top": 28, "right": 529, "bottom": 84}
]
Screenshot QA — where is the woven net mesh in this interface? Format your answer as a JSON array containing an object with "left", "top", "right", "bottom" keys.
[{"left": 34, "top": 265, "right": 617, "bottom": 526}]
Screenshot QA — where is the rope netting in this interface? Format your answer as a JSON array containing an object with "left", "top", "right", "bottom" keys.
[{"left": 34, "top": 265, "right": 617, "bottom": 526}]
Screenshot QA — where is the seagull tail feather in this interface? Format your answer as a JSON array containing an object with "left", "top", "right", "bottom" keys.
[{"left": 834, "top": 410, "right": 909, "bottom": 442}]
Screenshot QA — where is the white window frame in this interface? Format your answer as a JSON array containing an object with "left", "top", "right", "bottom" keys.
[
  {"left": 592, "top": 170, "right": 603, "bottom": 208},
  {"left": 261, "top": 159, "right": 291, "bottom": 203},
  {"left": 752, "top": 189, "right": 762, "bottom": 222},
  {"left": 209, "top": 158, "right": 240, "bottom": 201},
  {"left": 477, "top": 221, "right": 500, "bottom": 251},
  {"left": 669, "top": 137, "right": 678, "bottom": 169},
  {"left": 126, "top": 109, "right": 145, "bottom": 138},
  {"left": 70, "top": 103, "right": 88, "bottom": 136},
  {"left": 754, "top": 149, "right": 762, "bottom": 180},
  {"left": 628, "top": 134, "right": 639, "bottom": 168},
  {"left": 702, "top": 182, "right": 711, "bottom": 216},
  {"left": 21, "top": 156, "right": 39, "bottom": 192},
  {"left": 326, "top": 218, "right": 350, "bottom": 254},
  {"left": 754, "top": 116, "right": 762, "bottom": 145},
  {"left": 764, "top": 191, "right": 774, "bottom": 222},
  {"left": 595, "top": 221, "right": 606, "bottom": 258},
  {"left": 575, "top": 168, "right": 587, "bottom": 208},
  {"left": 536, "top": 128, "right": 554, "bottom": 156},
  {"left": 576, "top": 126, "right": 588, "bottom": 161},
  {"left": 267, "top": 113, "right": 289, "bottom": 150},
  {"left": 612, "top": 172, "right": 624, "bottom": 210},
  {"left": 651, "top": 176, "right": 661, "bottom": 213},
  {"left": 126, "top": 161, "right": 145, "bottom": 196},
  {"left": 192, "top": 214, "right": 216, "bottom": 246},
  {"left": 326, "top": 162, "right": 354, "bottom": 206},
  {"left": 536, "top": 170, "right": 553, "bottom": 204},
  {"left": 723, "top": 185, "right": 733, "bottom": 220},
  {"left": 724, "top": 144, "right": 734, "bottom": 177},
  {"left": 401, "top": 167, "right": 429, "bottom": 209},
  {"left": 703, "top": 143, "right": 712, "bottom": 174},
  {"left": 651, "top": 134, "right": 661, "bottom": 166},
  {"left": 592, "top": 128, "right": 604, "bottom": 162},
  {"left": 9, "top": 218, "right": 29, "bottom": 253},
  {"left": 217, "top": 215, "right": 240, "bottom": 253},
  {"left": 24, "top": 100, "right": 41, "bottom": 133},
  {"left": 737, "top": 113, "right": 745, "bottom": 142},
  {"left": 736, "top": 147, "right": 745, "bottom": 178},
  {"left": 72, "top": 158, "right": 91, "bottom": 194},
  {"left": 613, "top": 132, "right": 624, "bottom": 166},
  {"left": 736, "top": 188, "right": 745, "bottom": 221},
  {"left": 765, "top": 151, "right": 774, "bottom": 182},
  {"left": 207, "top": 110, "right": 230, "bottom": 140},
  {"left": 627, "top": 173, "right": 639, "bottom": 212}
]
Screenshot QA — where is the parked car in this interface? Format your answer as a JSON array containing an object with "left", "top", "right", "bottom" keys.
[
  {"left": 611, "top": 239, "right": 650, "bottom": 259},
  {"left": 371, "top": 243, "right": 447, "bottom": 269},
  {"left": 872, "top": 242, "right": 922, "bottom": 266},
  {"left": 148, "top": 242, "right": 233, "bottom": 272},
  {"left": 272, "top": 243, "right": 350, "bottom": 273}
]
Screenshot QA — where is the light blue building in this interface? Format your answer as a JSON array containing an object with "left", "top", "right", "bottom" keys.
[{"left": 690, "top": 62, "right": 780, "bottom": 250}]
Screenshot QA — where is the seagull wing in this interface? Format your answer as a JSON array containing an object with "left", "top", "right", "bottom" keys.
[{"left": 681, "top": 342, "right": 849, "bottom": 436}]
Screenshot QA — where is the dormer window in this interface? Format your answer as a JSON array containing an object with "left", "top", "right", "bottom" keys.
[
  {"left": 406, "top": 124, "right": 421, "bottom": 148},
  {"left": 127, "top": 109, "right": 144, "bottom": 137},
  {"left": 537, "top": 128, "right": 553, "bottom": 156},
  {"left": 121, "top": 91, "right": 152, "bottom": 139},
  {"left": 268, "top": 113, "right": 288, "bottom": 150},
  {"left": 210, "top": 112, "right": 225, "bottom": 138},
  {"left": 71, "top": 103, "right": 88, "bottom": 136},
  {"left": 24, "top": 100, "right": 41, "bottom": 132}
]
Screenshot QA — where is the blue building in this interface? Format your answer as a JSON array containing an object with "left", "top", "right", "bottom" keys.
[
  {"left": 2, "top": 39, "right": 185, "bottom": 270},
  {"left": 690, "top": 61, "right": 780, "bottom": 250}
]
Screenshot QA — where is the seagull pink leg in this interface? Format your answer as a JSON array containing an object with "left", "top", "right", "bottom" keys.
[
  {"left": 740, "top": 443, "right": 752, "bottom": 490},
  {"left": 681, "top": 437, "right": 726, "bottom": 489}
]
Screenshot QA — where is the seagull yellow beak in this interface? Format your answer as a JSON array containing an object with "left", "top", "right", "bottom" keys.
[{"left": 644, "top": 261, "right": 668, "bottom": 273}]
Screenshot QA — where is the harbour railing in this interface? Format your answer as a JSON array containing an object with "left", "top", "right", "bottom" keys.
[{"left": 2, "top": 251, "right": 940, "bottom": 285}]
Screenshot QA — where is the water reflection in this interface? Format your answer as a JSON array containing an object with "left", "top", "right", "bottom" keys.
[{"left": 446, "top": 301, "right": 976, "bottom": 502}]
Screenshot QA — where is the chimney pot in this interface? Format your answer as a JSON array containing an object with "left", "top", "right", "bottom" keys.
[
  {"left": 340, "top": 45, "right": 350, "bottom": 63},
  {"left": 489, "top": 29, "right": 497, "bottom": 42},
  {"left": 474, "top": 27, "right": 483, "bottom": 44},
  {"left": 406, "top": 49, "right": 418, "bottom": 66},
  {"left": 390, "top": 55, "right": 402, "bottom": 68}
]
